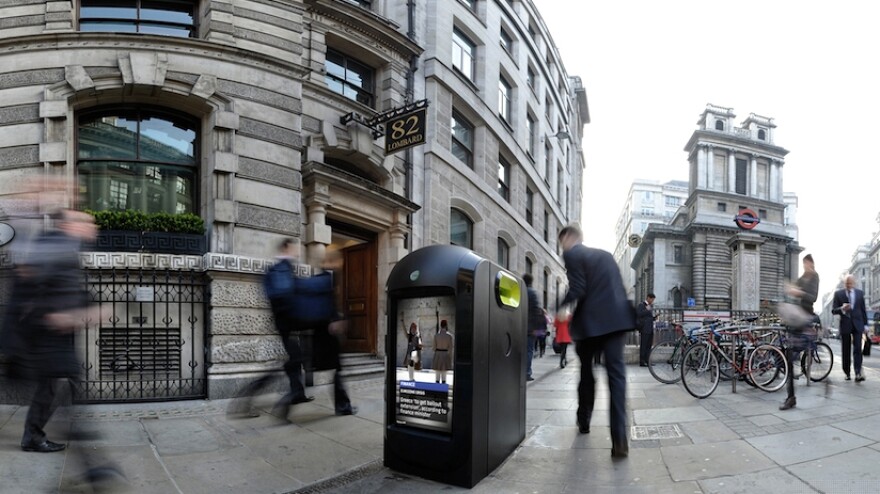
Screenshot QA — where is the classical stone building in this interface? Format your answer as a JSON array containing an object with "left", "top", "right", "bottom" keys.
[
  {"left": 0, "top": 0, "right": 585, "bottom": 402},
  {"left": 631, "top": 104, "right": 800, "bottom": 311}
]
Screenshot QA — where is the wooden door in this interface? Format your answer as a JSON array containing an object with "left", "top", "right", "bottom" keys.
[{"left": 340, "top": 242, "right": 376, "bottom": 354}]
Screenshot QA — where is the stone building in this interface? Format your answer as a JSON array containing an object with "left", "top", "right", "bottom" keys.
[
  {"left": 0, "top": 0, "right": 585, "bottom": 402},
  {"left": 613, "top": 179, "right": 688, "bottom": 301},
  {"left": 631, "top": 104, "right": 800, "bottom": 311}
]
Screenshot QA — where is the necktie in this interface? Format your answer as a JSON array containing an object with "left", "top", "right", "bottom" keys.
[{"left": 849, "top": 290, "right": 854, "bottom": 307}]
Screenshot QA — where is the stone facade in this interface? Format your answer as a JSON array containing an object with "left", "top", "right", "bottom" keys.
[
  {"left": 0, "top": 0, "right": 585, "bottom": 401},
  {"left": 632, "top": 105, "right": 800, "bottom": 310}
]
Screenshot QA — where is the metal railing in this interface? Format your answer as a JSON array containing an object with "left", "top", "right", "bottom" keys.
[{"left": 74, "top": 268, "right": 207, "bottom": 403}]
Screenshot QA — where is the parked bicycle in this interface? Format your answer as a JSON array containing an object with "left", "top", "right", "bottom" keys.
[
  {"left": 647, "top": 322, "right": 694, "bottom": 384},
  {"left": 680, "top": 324, "right": 788, "bottom": 399}
]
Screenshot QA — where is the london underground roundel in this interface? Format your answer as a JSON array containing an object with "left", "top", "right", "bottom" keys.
[{"left": 734, "top": 209, "right": 760, "bottom": 230}]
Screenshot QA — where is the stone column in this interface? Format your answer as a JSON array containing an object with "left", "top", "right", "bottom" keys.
[
  {"left": 769, "top": 160, "right": 779, "bottom": 202},
  {"left": 696, "top": 145, "right": 707, "bottom": 189},
  {"left": 728, "top": 151, "right": 736, "bottom": 194},
  {"left": 750, "top": 154, "right": 758, "bottom": 196},
  {"left": 304, "top": 178, "right": 332, "bottom": 268},
  {"left": 707, "top": 145, "right": 715, "bottom": 190},
  {"left": 692, "top": 232, "right": 707, "bottom": 308},
  {"left": 726, "top": 233, "right": 765, "bottom": 311}
]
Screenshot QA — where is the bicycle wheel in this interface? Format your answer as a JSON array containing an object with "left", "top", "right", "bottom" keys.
[
  {"left": 748, "top": 344, "right": 787, "bottom": 392},
  {"left": 681, "top": 342, "right": 719, "bottom": 399},
  {"left": 802, "top": 341, "right": 833, "bottom": 382},
  {"left": 648, "top": 341, "right": 683, "bottom": 384}
]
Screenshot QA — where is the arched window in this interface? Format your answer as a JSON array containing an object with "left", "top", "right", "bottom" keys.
[
  {"left": 450, "top": 208, "right": 473, "bottom": 249},
  {"left": 715, "top": 120, "right": 724, "bottom": 131},
  {"left": 757, "top": 129, "right": 766, "bottom": 140},
  {"left": 525, "top": 256, "right": 533, "bottom": 276},
  {"left": 673, "top": 288, "right": 683, "bottom": 309},
  {"left": 77, "top": 107, "right": 199, "bottom": 214},
  {"left": 497, "top": 237, "right": 509, "bottom": 269}
]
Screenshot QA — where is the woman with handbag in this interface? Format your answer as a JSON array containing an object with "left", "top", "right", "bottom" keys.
[{"left": 554, "top": 308, "right": 573, "bottom": 368}]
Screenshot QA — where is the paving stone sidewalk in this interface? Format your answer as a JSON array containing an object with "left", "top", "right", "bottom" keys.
[{"left": 2, "top": 353, "right": 880, "bottom": 493}]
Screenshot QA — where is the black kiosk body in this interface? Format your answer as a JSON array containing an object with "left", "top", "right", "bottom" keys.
[{"left": 384, "top": 245, "right": 526, "bottom": 488}]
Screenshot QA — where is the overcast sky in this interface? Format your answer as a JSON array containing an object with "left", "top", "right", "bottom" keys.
[{"left": 536, "top": 0, "right": 880, "bottom": 300}]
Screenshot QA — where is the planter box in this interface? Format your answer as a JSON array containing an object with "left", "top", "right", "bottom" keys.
[{"left": 96, "top": 231, "right": 207, "bottom": 255}]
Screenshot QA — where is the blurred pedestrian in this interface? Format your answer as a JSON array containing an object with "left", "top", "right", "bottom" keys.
[
  {"left": 228, "top": 238, "right": 314, "bottom": 420},
  {"left": 779, "top": 254, "right": 820, "bottom": 410},
  {"left": 636, "top": 293, "right": 656, "bottom": 367},
  {"left": 523, "top": 273, "right": 545, "bottom": 382},
  {"left": 554, "top": 308, "right": 572, "bottom": 368},
  {"left": 558, "top": 224, "right": 635, "bottom": 458},
  {"left": 301, "top": 249, "right": 356, "bottom": 416},
  {"left": 2, "top": 208, "right": 126, "bottom": 488}
]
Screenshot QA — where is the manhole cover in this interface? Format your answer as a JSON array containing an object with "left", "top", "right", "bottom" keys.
[{"left": 631, "top": 424, "right": 683, "bottom": 440}]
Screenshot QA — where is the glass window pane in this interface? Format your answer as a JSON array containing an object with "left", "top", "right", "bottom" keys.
[
  {"left": 81, "top": 1, "right": 138, "bottom": 20},
  {"left": 325, "top": 51, "right": 346, "bottom": 78},
  {"left": 79, "top": 21, "right": 138, "bottom": 33},
  {"left": 141, "top": 1, "right": 195, "bottom": 24},
  {"left": 138, "top": 115, "right": 196, "bottom": 164},
  {"left": 450, "top": 209, "right": 472, "bottom": 248},
  {"left": 79, "top": 115, "right": 139, "bottom": 159},
  {"left": 139, "top": 24, "right": 191, "bottom": 37}
]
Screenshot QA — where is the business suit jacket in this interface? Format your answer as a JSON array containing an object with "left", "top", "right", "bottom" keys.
[
  {"left": 636, "top": 302, "right": 654, "bottom": 333},
  {"left": 559, "top": 244, "right": 636, "bottom": 341},
  {"left": 832, "top": 288, "right": 868, "bottom": 336}
]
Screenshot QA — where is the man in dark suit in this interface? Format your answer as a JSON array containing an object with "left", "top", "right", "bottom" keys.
[
  {"left": 832, "top": 274, "right": 868, "bottom": 381},
  {"left": 636, "top": 293, "right": 656, "bottom": 367},
  {"left": 557, "top": 225, "right": 636, "bottom": 459}
]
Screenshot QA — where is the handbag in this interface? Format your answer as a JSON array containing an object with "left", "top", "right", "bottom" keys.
[
  {"left": 552, "top": 337, "right": 562, "bottom": 354},
  {"left": 864, "top": 335, "right": 872, "bottom": 356}
]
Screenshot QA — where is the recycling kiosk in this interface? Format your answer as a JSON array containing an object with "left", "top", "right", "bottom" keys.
[{"left": 384, "top": 245, "right": 526, "bottom": 488}]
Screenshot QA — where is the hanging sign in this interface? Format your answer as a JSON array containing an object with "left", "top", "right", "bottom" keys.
[{"left": 385, "top": 107, "right": 427, "bottom": 154}]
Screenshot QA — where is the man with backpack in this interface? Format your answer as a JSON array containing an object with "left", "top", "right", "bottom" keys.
[{"left": 228, "top": 239, "right": 313, "bottom": 420}]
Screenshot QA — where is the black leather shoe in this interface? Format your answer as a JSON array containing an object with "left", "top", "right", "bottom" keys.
[
  {"left": 845, "top": 374, "right": 852, "bottom": 381},
  {"left": 290, "top": 395, "right": 315, "bottom": 405},
  {"left": 22, "top": 440, "right": 66, "bottom": 453},
  {"left": 856, "top": 373, "right": 865, "bottom": 382},
  {"left": 576, "top": 419, "right": 590, "bottom": 434},
  {"left": 336, "top": 406, "right": 358, "bottom": 416},
  {"left": 779, "top": 397, "right": 796, "bottom": 411},
  {"left": 639, "top": 362, "right": 649, "bottom": 367}
]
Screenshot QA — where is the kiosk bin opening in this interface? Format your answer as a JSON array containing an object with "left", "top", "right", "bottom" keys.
[{"left": 384, "top": 245, "right": 526, "bottom": 488}]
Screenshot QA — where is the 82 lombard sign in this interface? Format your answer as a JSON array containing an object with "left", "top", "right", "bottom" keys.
[{"left": 385, "top": 107, "right": 426, "bottom": 154}]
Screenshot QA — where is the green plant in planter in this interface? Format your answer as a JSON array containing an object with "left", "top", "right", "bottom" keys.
[{"left": 87, "top": 210, "right": 205, "bottom": 235}]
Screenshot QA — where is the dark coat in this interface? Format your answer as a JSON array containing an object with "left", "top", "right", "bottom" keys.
[
  {"left": 636, "top": 301, "right": 654, "bottom": 333},
  {"left": 526, "top": 287, "right": 546, "bottom": 336},
  {"left": 6, "top": 231, "right": 88, "bottom": 379},
  {"left": 832, "top": 287, "right": 868, "bottom": 336},
  {"left": 559, "top": 244, "right": 636, "bottom": 341}
]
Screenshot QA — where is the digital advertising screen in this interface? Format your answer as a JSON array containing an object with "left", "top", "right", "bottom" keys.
[{"left": 395, "top": 295, "right": 455, "bottom": 433}]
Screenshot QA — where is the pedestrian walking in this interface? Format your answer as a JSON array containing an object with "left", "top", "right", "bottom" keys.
[
  {"left": 832, "top": 273, "right": 867, "bottom": 382},
  {"left": 557, "top": 224, "right": 635, "bottom": 458},
  {"left": 228, "top": 239, "right": 314, "bottom": 420},
  {"left": 523, "top": 273, "right": 545, "bottom": 382},
  {"left": 779, "top": 254, "right": 820, "bottom": 411},
  {"left": 302, "top": 249, "right": 357, "bottom": 416},
  {"left": 554, "top": 308, "right": 572, "bottom": 368},
  {"left": 1, "top": 208, "right": 127, "bottom": 489}
]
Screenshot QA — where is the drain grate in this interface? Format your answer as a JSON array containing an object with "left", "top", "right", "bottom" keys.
[{"left": 631, "top": 424, "right": 684, "bottom": 440}]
